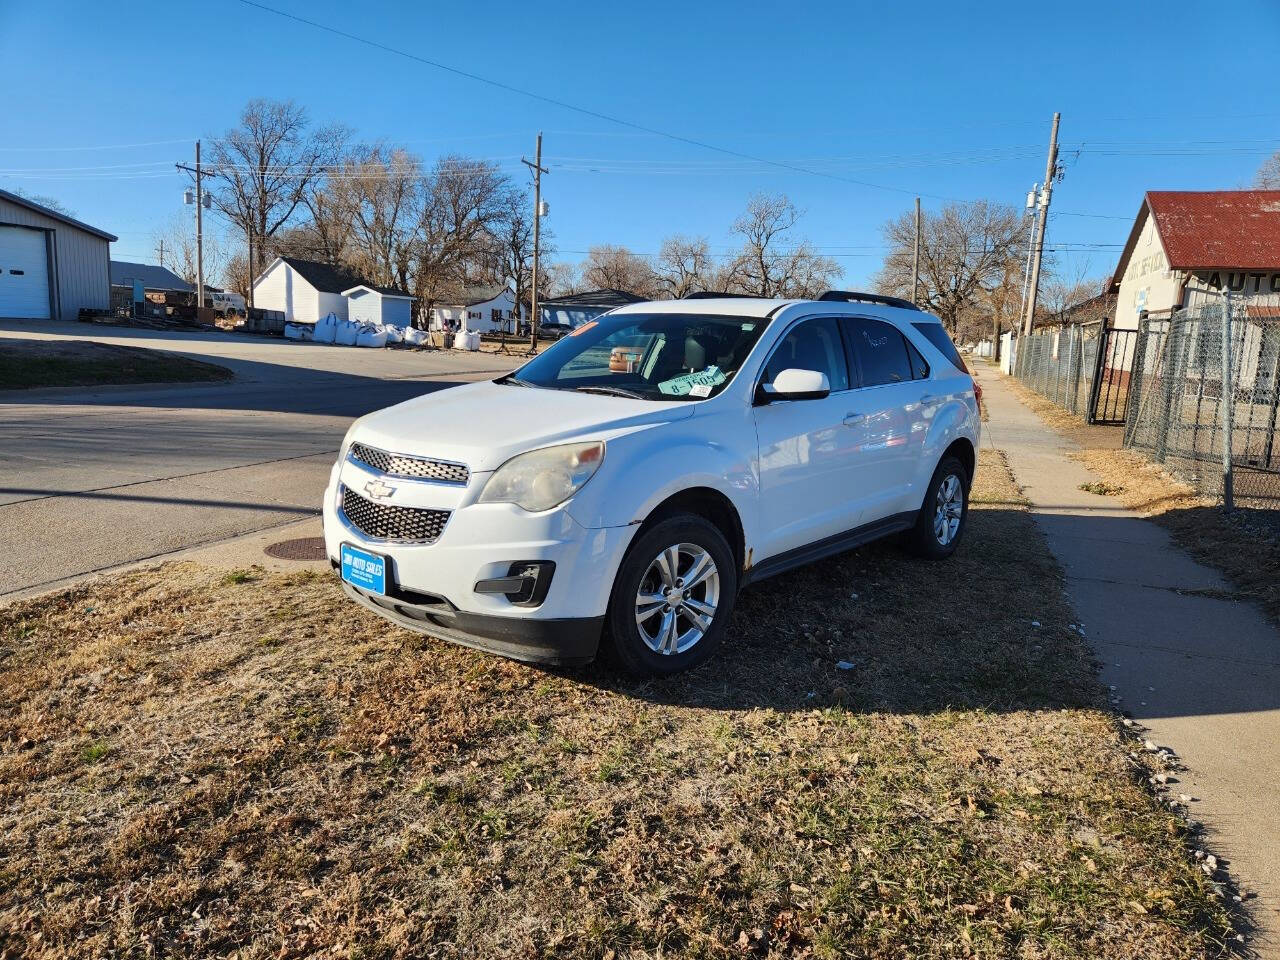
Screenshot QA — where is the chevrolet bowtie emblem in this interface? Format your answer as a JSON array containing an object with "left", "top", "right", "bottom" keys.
[{"left": 364, "top": 478, "right": 395, "bottom": 500}]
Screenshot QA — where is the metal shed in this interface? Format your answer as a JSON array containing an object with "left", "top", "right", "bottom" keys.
[{"left": 0, "top": 189, "right": 116, "bottom": 320}]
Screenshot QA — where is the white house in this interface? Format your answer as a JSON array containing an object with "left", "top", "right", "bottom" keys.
[
  {"left": 428, "top": 286, "right": 520, "bottom": 334},
  {"left": 343, "top": 284, "right": 414, "bottom": 328},
  {"left": 252, "top": 256, "right": 366, "bottom": 324}
]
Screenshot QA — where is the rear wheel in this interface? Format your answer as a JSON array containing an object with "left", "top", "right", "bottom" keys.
[
  {"left": 906, "top": 454, "right": 969, "bottom": 560},
  {"left": 607, "top": 514, "right": 737, "bottom": 675}
]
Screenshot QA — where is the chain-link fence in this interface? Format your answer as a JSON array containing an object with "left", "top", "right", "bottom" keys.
[
  {"left": 1011, "top": 321, "right": 1135, "bottom": 423},
  {"left": 1125, "top": 294, "right": 1280, "bottom": 507}
]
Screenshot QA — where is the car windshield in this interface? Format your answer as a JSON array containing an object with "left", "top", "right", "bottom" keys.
[{"left": 506, "top": 312, "right": 772, "bottom": 401}]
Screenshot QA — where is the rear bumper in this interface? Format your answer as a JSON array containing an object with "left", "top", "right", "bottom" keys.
[{"left": 340, "top": 579, "right": 604, "bottom": 666}]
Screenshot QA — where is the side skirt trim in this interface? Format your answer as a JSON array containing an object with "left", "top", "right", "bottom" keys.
[{"left": 740, "top": 511, "right": 918, "bottom": 588}]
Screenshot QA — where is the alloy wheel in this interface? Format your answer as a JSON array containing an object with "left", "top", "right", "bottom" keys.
[
  {"left": 634, "top": 542, "right": 720, "bottom": 655},
  {"left": 934, "top": 473, "right": 964, "bottom": 545}
]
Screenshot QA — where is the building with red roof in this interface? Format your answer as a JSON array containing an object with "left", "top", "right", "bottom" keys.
[{"left": 1109, "top": 190, "right": 1280, "bottom": 329}]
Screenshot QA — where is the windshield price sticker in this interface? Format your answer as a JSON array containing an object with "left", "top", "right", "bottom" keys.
[{"left": 658, "top": 366, "right": 726, "bottom": 396}]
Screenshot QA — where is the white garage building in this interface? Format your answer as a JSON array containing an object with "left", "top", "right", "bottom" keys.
[
  {"left": 0, "top": 188, "right": 115, "bottom": 320},
  {"left": 342, "top": 283, "right": 414, "bottom": 328},
  {"left": 252, "top": 256, "right": 365, "bottom": 324}
]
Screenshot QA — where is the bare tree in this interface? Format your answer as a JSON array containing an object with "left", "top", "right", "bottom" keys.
[
  {"left": 540, "top": 260, "right": 580, "bottom": 298},
  {"left": 653, "top": 235, "right": 713, "bottom": 299},
  {"left": 13, "top": 188, "right": 73, "bottom": 217},
  {"left": 579, "top": 245, "right": 657, "bottom": 297},
  {"left": 335, "top": 146, "right": 421, "bottom": 290},
  {"left": 1255, "top": 151, "right": 1280, "bottom": 189},
  {"left": 478, "top": 187, "right": 554, "bottom": 322},
  {"left": 875, "top": 200, "right": 1028, "bottom": 335},
  {"left": 724, "top": 193, "right": 840, "bottom": 297},
  {"left": 222, "top": 251, "right": 252, "bottom": 301},
  {"left": 206, "top": 99, "right": 347, "bottom": 283},
  {"left": 301, "top": 162, "right": 356, "bottom": 266},
  {"left": 411, "top": 155, "right": 511, "bottom": 322},
  {"left": 151, "top": 214, "right": 225, "bottom": 291},
  {"left": 1040, "top": 267, "right": 1108, "bottom": 326}
]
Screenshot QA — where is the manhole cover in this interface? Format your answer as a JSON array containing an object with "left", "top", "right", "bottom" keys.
[{"left": 264, "top": 537, "right": 328, "bottom": 561}]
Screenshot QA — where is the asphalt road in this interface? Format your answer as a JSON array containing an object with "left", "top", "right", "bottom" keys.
[{"left": 0, "top": 320, "right": 520, "bottom": 597}]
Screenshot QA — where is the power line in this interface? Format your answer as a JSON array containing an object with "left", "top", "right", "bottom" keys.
[
  {"left": 0, "top": 137, "right": 196, "bottom": 153},
  {"left": 234, "top": 0, "right": 961, "bottom": 202}
]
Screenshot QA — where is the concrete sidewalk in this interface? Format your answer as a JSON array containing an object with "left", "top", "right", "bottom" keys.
[{"left": 977, "top": 364, "right": 1280, "bottom": 956}]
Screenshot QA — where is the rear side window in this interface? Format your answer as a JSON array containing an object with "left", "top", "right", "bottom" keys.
[
  {"left": 845, "top": 317, "right": 913, "bottom": 387},
  {"left": 906, "top": 339, "right": 930, "bottom": 380},
  {"left": 913, "top": 322, "right": 966, "bottom": 372}
]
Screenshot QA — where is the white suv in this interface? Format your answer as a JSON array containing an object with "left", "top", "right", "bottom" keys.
[{"left": 323, "top": 292, "right": 980, "bottom": 674}]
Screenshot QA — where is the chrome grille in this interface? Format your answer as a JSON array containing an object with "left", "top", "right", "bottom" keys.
[
  {"left": 350, "top": 441, "right": 469, "bottom": 485},
  {"left": 340, "top": 486, "right": 450, "bottom": 543}
]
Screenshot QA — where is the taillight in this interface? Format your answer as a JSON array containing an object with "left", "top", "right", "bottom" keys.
[{"left": 972, "top": 378, "right": 983, "bottom": 403}]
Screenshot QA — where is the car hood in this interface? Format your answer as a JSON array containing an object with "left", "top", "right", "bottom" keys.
[{"left": 351, "top": 380, "right": 696, "bottom": 473}]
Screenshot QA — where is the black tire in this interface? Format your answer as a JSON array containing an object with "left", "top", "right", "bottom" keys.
[
  {"left": 906, "top": 454, "right": 969, "bottom": 560},
  {"left": 607, "top": 513, "right": 737, "bottom": 675}
]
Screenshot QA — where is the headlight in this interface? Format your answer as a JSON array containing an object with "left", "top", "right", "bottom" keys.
[
  {"left": 338, "top": 419, "right": 363, "bottom": 462},
  {"left": 478, "top": 441, "right": 605, "bottom": 512}
]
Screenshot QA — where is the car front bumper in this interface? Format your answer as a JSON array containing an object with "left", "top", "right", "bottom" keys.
[
  {"left": 338, "top": 577, "right": 604, "bottom": 665},
  {"left": 322, "top": 457, "right": 635, "bottom": 664}
]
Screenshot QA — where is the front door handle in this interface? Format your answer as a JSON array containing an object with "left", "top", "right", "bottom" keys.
[{"left": 843, "top": 412, "right": 864, "bottom": 426}]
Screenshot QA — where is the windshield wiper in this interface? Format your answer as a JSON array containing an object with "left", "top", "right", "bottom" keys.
[
  {"left": 573, "top": 385, "right": 648, "bottom": 400},
  {"left": 495, "top": 374, "right": 535, "bottom": 387}
]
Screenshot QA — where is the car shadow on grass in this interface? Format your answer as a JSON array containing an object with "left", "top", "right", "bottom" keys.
[{"left": 563, "top": 504, "right": 1103, "bottom": 716}]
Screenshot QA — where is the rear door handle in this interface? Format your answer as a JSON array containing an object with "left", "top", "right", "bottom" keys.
[{"left": 843, "top": 412, "right": 864, "bottom": 426}]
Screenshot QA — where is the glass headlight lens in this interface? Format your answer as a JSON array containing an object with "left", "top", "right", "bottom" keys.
[
  {"left": 338, "top": 420, "right": 362, "bottom": 462},
  {"left": 478, "top": 441, "right": 605, "bottom": 512}
]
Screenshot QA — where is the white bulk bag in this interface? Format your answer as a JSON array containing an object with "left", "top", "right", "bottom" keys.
[
  {"left": 335, "top": 318, "right": 359, "bottom": 346},
  {"left": 284, "top": 322, "right": 312, "bottom": 341},
  {"left": 383, "top": 324, "right": 404, "bottom": 344},
  {"left": 356, "top": 326, "right": 388, "bottom": 348},
  {"left": 404, "top": 327, "right": 427, "bottom": 346},
  {"left": 314, "top": 312, "right": 339, "bottom": 344}
]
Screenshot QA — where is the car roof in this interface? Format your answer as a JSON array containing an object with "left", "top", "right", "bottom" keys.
[
  {"left": 610, "top": 297, "right": 794, "bottom": 318},
  {"left": 608, "top": 296, "right": 944, "bottom": 326}
]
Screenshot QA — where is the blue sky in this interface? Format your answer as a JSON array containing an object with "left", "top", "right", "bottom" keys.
[{"left": 3, "top": 0, "right": 1278, "bottom": 288}]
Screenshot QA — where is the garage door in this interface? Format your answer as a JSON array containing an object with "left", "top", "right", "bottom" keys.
[{"left": 0, "top": 226, "right": 51, "bottom": 319}]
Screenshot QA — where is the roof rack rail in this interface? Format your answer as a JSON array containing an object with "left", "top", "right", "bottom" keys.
[
  {"left": 817, "top": 290, "right": 922, "bottom": 311},
  {"left": 681, "top": 291, "right": 766, "bottom": 299}
]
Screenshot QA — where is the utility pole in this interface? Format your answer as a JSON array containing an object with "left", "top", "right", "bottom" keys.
[
  {"left": 911, "top": 197, "right": 921, "bottom": 306},
  {"left": 1022, "top": 113, "right": 1060, "bottom": 336},
  {"left": 522, "top": 132, "right": 548, "bottom": 355},
  {"left": 246, "top": 224, "right": 254, "bottom": 310},
  {"left": 157, "top": 238, "right": 165, "bottom": 268},
  {"left": 175, "top": 144, "right": 208, "bottom": 311},
  {"left": 195, "top": 140, "right": 204, "bottom": 310}
]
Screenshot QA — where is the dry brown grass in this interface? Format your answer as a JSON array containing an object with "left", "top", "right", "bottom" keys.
[
  {"left": 0, "top": 450, "right": 1233, "bottom": 958},
  {"left": 999, "top": 370, "right": 1280, "bottom": 622}
]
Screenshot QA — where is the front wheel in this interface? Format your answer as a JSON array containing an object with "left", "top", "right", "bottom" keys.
[
  {"left": 607, "top": 514, "right": 737, "bottom": 675},
  {"left": 906, "top": 455, "right": 969, "bottom": 560}
]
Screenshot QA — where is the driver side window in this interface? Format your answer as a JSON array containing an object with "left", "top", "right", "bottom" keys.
[{"left": 762, "top": 317, "right": 850, "bottom": 392}]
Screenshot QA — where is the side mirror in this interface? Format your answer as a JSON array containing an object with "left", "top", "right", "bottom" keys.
[{"left": 758, "top": 368, "right": 830, "bottom": 403}]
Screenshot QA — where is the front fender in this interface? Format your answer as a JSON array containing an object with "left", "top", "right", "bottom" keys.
[{"left": 565, "top": 414, "right": 758, "bottom": 542}]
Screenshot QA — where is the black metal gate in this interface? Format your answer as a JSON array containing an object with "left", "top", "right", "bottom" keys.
[{"left": 1087, "top": 322, "right": 1137, "bottom": 425}]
